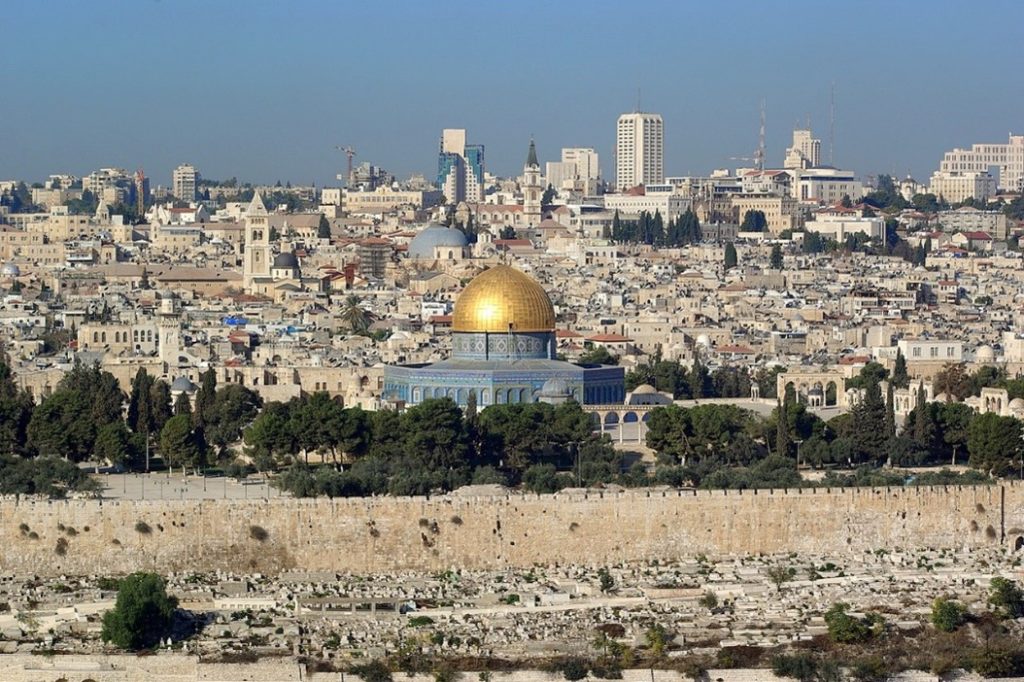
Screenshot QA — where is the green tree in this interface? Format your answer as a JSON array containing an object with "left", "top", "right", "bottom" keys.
[
  {"left": 740, "top": 210, "right": 767, "bottom": 232},
  {"left": 542, "top": 183, "right": 557, "bottom": 205},
  {"left": 193, "top": 368, "right": 217, "bottom": 428},
  {"left": 342, "top": 295, "right": 371, "bottom": 333},
  {"left": 101, "top": 572, "right": 178, "bottom": 650},
  {"left": 160, "top": 414, "right": 206, "bottom": 472},
  {"left": 988, "top": 577, "right": 1024, "bottom": 619},
  {"left": 723, "top": 242, "right": 738, "bottom": 269},
  {"left": 93, "top": 421, "right": 138, "bottom": 468},
  {"left": 967, "top": 412, "right": 1022, "bottom": 475},
  {"left": 0, "top": 361, "right": 34, "bottom": 455},
  {"left": 317, "top": 214, "right": 332, "bottom": 239},
  {"left": 127, "top": 368, "right": 154, "bottom": 434},
  {"left": 824, "top": 602, "right": 873, "bottom": 644},
  {"left": 243, "top": 400, "right": 297, "bottom": 471},
  {"left": 579, "top": 345, "right": 618, "bottom": 365},
  {"left": 933, "top": 362, "right": 972, "bottom": 400},
  {"left": 769, "top": 243, "right": 784, "bottom": 269},
  {"left": 850, "top": 378, "right": 887, "bottom": 464},
  {"left": 203, "top": 384, "right": 263, "bottom": 458},
  {"left": 930, "top": 597, "right": 966, "bottom": 632},
  {"left": 775, "top": 398, "right": 790, "bottom": 458},
  {"left": 891, "top": 349, "right": 909, "bottom": 389},
  {"left": 173, "top": 391, "right": 192, "bottom": 417}
]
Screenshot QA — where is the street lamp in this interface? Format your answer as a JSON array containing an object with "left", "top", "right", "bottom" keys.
[{"left": 794, "top": 439, "right": 804, "bottom": 469}]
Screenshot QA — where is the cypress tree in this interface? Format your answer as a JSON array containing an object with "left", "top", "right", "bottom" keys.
[
  {"left": 724, "top": 243, "right": 738, "bottom": 269},
  {"left": 776, "top": 396, "right": 790, "bottom": 457},
  {"left": 884, "top": 381, "right": 896, "bottom": 439}
]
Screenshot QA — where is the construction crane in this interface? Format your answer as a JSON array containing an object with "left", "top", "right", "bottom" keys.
[{"left": 334, "top": 145, "right": 357, "bottom": 187}]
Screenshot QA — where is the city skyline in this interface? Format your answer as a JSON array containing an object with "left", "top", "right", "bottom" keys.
[{"left": 2, "top": 0, "right": 1023, "bottom": 186}]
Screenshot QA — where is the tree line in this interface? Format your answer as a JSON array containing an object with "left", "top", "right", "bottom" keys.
[{"left": 610, "top": 209, "right": 703, "bottom": 246}]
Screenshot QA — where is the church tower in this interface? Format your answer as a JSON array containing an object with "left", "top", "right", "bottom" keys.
[
  {"left": 523, "top": 138, "right": 542, "bottom": 228},
  {"left": 243, "top": 192, "right": 271, "bottom": 290}
]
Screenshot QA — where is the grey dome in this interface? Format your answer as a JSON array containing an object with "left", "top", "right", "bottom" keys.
[
  {"left": 171, "top": 376, "right": 197, "bottom": 393},
  {"left": 1, "top": 263, "right": 20, "bottom": 277},
  {"left": 540, "top": 378, "right": 572, "bottom": 397},
  {"left": 273, "top": 252, "right": 299, "bottom": 269},
  {"left": 408, "top": 224, "right": 468, "bottom": 259}
]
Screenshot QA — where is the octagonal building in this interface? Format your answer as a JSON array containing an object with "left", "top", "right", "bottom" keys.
[{"left": 383, "top": 265, "right": 624, "bottom": 407}]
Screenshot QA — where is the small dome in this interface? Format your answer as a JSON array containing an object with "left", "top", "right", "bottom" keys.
[
  {"left": 540, "top": 378, "right": 571, "bottom": 397},
  {"left": 171, "top": 376, "right": 197, "bottom": 393},
  {"left": 976, "top": 345, "right": 995, "bottom": 362},
  {"left": 934, "top": 392, "right": 949, "bottom": 403},
  {"left": 696, "top": 334, "right": 711, "bottom": 347},
  {"left": 1, "top": 263, "right": 20, "bottom": 277},
  {"left": 632, "top": 383, "right": 657, "bottom": 394},
  {"left": 808, "top": 386, "right": 824, "bottom": 396},
  {"left": 273, "top": 252, "right": 299, "bottom": 269},
  {"left": 408, "top": 223, "right": 468, "bottom": 259},
  {"left": 1010, "top": 398, "right": 1024, "bottom": 410}
]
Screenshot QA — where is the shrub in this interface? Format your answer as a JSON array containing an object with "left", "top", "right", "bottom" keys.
[
  {"left": 54, "top": 537, "right": 68, "bottom": 556},
  {"left": 134, "top": 521, "right": 152, "bottom": 534},
  {"left": 408, "top": 615, "right": 434, "bottom": 627},
  {"left": 699, "top": 590, "right": 718, "bottom": 609},
  {"left": 350, "top": 660, "right": 392, "bottom": 682},
  {"left": 249, "top": 525, "right": 269, "bottom": 542},
  {"left": 824, "top": 602, "right": 872, "bottom": 644},
  {"left": 930, "top": 597, "right": 966, "bottom": 632},
  {"left": 559, "top": 657, "right": 589, "bottom": 681},
  {"left": 988, "top": 577, "right": 1024, "bottom": 619},
  {"left": 771, "top": 653, "right": 820, "bottom": 682}
]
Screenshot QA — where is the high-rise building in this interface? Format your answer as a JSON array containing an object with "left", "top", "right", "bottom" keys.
[
  {"left": 172, "top": 163, "right": 199, "bottom": 201},
  {"left": 938, "top": 134, "right": 1024, "bottom": 191},
  {"left": 437, "top": 129, "right": 485, "bottom": 203},
  {"left": 784, "top": 129, "right": 821, "bottom": 169},
  {"left": 616, "top": 113, "right": 663, "bottom": 191},
  {"left": 562, "top": 148, "right": 600, "bottom": 181}
]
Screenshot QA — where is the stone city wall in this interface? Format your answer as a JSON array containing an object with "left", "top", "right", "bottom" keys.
[
  {"left": 0, "top": 483, "right": 1022, "bottom": 577},
  {"left": 0, "top": 656, "right": 970, "bottom": 682}
]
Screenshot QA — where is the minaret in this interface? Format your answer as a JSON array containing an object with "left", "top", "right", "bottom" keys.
[
  {"left": 243, "top": 192, "right": 271, "bottom": 290},
  {"left": 523, "top": 138, "right": 542, "bottom": 228}
]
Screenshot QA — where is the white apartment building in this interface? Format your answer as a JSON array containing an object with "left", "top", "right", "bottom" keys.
[
  {"left": 938, "top": 134, "right": 1024, "bottom": 191},
  {"left": 604, "top": 191, "right": 690, "bottom": 221},
  {"left": 804, "top": 213, "right": 886, "bottom": 245},
  {"left": 173, "top": 164, "right": 199, "bottom": 201},
  {"left": 937, "top": 207, "right": 1008, "bottom": 239},
  {"left": 616, "top": 112, "right": 663, "bottom": 190},
  {"left": 784, "top": 129, "right": 821, "bottom": 169},
  {"left": 928, "top": 170, "right": 996, "bottom": 203},
  {"left": 795, "top": 168, "right": 863, "bottom": 204},
  {"left": 897, "top": 338, "right": 963, "bottom": 364}
]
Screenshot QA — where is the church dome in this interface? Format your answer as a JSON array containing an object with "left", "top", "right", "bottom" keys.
[
  {"left": 273, "top": 252, "right": 299, "bottom": 269},
  {"left": 452, "top": 265, "right": 556, "bottom": 333},
  {"left": 408, "top": 223, "right": 468, "bottom": 259},
  {"left": 976, "top": 345, "right": 995, "bottom": 362}
]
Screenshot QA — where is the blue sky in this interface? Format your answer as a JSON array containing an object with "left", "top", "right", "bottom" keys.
[{"left": 2, "top": 0, "right": 1022, "bottom": 188}]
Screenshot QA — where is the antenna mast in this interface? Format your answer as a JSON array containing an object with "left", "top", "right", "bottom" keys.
[
  {"left": 754, "top": 98, "right": 766, "bottom": 171},
  {"left": 829, "top": 82, "right": 836, "bottom": 165}
]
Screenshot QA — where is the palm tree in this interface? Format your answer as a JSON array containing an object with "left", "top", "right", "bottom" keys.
[{"left": 341, "top": 295, "right": 370, "bottom": 334}]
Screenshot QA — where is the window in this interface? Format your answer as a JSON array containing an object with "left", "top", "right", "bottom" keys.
[{"left": 913, "top": 347, "right": 921, "bottom": 358}]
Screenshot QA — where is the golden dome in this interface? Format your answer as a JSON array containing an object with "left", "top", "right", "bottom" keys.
[{"left": 452, "top": 265, "right": 556, "bottom": 333}]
